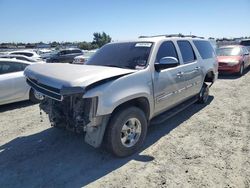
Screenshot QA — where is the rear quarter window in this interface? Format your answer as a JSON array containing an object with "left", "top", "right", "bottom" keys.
[{"left": 193, "top": 40, "right": 215, "bottom": 59}]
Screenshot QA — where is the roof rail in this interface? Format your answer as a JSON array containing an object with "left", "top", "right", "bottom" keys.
[{"left": 139, "top": 34, "right": 204, "bottom": 39}]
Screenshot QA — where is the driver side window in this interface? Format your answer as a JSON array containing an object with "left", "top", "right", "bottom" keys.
[{"left": 156, "top": 41, "right": 179, "bottom": 63}]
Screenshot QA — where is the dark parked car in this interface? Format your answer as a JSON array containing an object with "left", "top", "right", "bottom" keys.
[{"left": 46, "top": 48, "right": 83, "bottom": 63}]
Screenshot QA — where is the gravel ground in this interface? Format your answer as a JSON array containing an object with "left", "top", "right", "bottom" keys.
[{"left": 0, "top": 69, "right": 250, "bottom": 188}]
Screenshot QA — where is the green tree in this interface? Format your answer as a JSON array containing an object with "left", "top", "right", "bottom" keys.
[
  {"left": 92, "top": 32, "right": 111, "bottom": 48},
  {"left": 78, "top": 42, "right": 92, "bottom": 50}
]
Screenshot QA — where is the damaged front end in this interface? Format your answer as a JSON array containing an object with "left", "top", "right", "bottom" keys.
[{"left": 40, "top": 95, "right": 110, "bottom": 148}]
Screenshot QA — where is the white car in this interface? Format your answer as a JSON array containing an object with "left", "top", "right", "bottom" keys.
[
  {"left": 8, "top": 50, "right": 42, "bottom": 61},
  {"left": 72, "top": 50, "right": 97, "bottom": 64},
  {"left": 0, "top": 58, "right": 43, "bottom": 105},
  {"left": 0, "top": 54, "right": 45, "bottom": 63}
]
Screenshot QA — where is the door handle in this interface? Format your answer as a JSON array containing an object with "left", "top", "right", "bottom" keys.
[
  {"left": 176, "top": 71, "right": 184, "bottom": 77},
  {"left": 194, "top": 66, "right": 201, "bottom": 72}
]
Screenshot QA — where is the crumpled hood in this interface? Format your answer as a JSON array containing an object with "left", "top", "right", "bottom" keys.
[{"left": 24, "top": 63, "right": 136, "bottom": 92}]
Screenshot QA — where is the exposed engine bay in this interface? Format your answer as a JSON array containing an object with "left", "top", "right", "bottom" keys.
[
  {"left": 40, "top": 95, "right": 97, "bottom": 132},
  {"left": 40, "top": 95, "right": 110, "bottom": 147}
]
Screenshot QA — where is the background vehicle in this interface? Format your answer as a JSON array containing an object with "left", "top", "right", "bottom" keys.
[
  {"left": 24, "top": 34, "right": 218, "bottom": 157},
  {"left": 46, "top": 48, "right": 83, "bottom": 63},
  {"left": 0, "top": 54, "right": 45, "bottom": 63},
  {"left": 240, "top": 39, "right": 250, "bottom": 51},
  {"left": 0, "top": 58, "right": 43, "bottom": 105},
  {"left": 8, "top": 50, "right": 42, "bottom": 61},
  {"left": 72, "top": 50, "right": 97, "bottom": 64},
  {"left": 217, "top": 45, "right": 250, "bottom": 76}
]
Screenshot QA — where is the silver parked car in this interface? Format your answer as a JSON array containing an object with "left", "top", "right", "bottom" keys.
[
  {"left": 0, "top": 58, "right": 43, "bottom": 105},
  {"left": 24, "top": 34, "right": 218, "bottom": 157}
]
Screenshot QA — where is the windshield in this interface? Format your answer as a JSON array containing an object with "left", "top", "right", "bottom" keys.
[
  {"left": 216, "top": 47, "right": 241, "bottom": 56},
  {"left": 86, "top": 42, "right": 153, "bottom": 69}
]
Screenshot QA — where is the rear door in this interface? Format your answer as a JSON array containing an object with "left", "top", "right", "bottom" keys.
[
  {"left": 153, "top": 41, "right": 187, "bottom": 114},
  {"left": 0, "top": 61, "right": 29, "bottom": 104},
  {"left": 176, "top": 40, "right": 203, "bottom": 98}
]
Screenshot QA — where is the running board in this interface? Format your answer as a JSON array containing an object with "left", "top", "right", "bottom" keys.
[{"left": 150, "top": 96, "right": 198, "bottom": 125}]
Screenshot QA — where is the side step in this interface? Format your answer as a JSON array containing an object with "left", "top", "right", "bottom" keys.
[{"left": 150, "top": 96, "right": 198, "bottom": 125}]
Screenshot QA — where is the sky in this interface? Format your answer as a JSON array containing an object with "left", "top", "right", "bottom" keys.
[{"left": 0, "top": 0, "right": 249, "bottom": 43}]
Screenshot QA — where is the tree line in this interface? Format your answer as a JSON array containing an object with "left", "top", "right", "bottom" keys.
[{"left": 0, "top": 32, "right": 112, "bottom": 50}]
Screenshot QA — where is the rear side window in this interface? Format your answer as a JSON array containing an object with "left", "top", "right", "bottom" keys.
[
  {"left": 156, "top": 41, "right": 179, "bottom": 62},
  {"left": 193, "top": 40, "right": 215, "bottom": 59},
  {"left": 177, "top": 41, "right": 196, "bottom": 64},
  {"left": 0, "top": 62, "right": 28, "bottom": 74}
]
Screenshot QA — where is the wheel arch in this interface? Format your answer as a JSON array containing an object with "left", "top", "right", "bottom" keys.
[
  {"left": 110, "top": 97, "right": 151, "bottom": 121},
  {"left": 204, "top": 70, "right": 215, "bottom": 83}
]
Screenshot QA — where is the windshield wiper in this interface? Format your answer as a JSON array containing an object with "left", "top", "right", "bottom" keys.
[
  {"left": 105, "top": 64, "right": 122, "bottom": 68},
  {"left": 104, "top": 64, "right": 135, "bottom": 70}
]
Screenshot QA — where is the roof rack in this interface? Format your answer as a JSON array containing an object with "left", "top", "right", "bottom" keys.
[{"left": 139, "top": 34, "right": 204, "bottom": 39}]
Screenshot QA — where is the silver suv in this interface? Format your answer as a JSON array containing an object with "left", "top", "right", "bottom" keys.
[{"left": 24, "top": 34, "right": 218, "bottom": 157}]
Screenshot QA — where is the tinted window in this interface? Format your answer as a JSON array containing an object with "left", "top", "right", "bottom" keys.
[
  {"left": 193, "top": 40, "right": 215, "bottom": 59},
  {"left": 0, "top": 62, "right": 28, "bottom": 74},
  {"left": 65, "top": 50, "right": 72, "bottom": 55},
  {"left": 240, "top": 40, "right": 250, "bottom": 46},
  {"left": 177, "top": 41, "right": 196, "bottom": 63},
  {"left": 86, "top": 42, "right": 152, "bottom": 69},
  {"left": 71, "top": 50, "right": 81, "bottom": 54},
  {"left": 12, "top": 52, "right": 33, "bottom": 57},
  {"left": 156, "top": 41, "right": 178, "bottom": 62},
  {"left": 59, "top": 50, "right": 67, "bottom": 55}
]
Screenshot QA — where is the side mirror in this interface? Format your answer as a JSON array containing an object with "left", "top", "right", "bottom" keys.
[{"left": 155, "top": 57, "right": 179, "bottom": 72}]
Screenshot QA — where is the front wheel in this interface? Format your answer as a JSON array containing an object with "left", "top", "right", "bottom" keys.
[
  {"left": 238, "top": 63, "right": 244, "bottom": 76},
  {"left": 104, "top": 107, "right": 148, "bottom": 157},
  {"left": 197, "top": 83, "right": 209, "bottom": 104},
  {"left": 29, "top": 89, "right": 44, "bottom": 103}
]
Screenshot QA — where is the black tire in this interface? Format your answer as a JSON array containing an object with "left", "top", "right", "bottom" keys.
[
  {"left": 238, "top": 63, "right": 244, "bottom": 76},
  {"left": 29, "top": 89, "right": 44, "bottom": 103},
  {"left": 197, "top": 83, "right": 209, "bottom": 104},
  {"left": 104, "top": 107, "right": 148, "bottom": 157}
]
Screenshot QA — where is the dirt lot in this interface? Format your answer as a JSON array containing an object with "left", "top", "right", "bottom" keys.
[{"left": 0, "top": 70, "right": 250, "bottom": 188}]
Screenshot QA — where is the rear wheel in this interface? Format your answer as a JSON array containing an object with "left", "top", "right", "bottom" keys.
[
  {"left": 197, "top": 83, "right": 209, "bottom": 104},
  {"left": 104, "top": 107, "right": 148, "bottom": 157}
]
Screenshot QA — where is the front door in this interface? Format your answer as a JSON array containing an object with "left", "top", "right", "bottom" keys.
[
  {"left": 0, "top": 61, "right": 29, "bottom": 104},
  {"left": 153, "top": 41, "right": 187, "bottom": 115}
]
